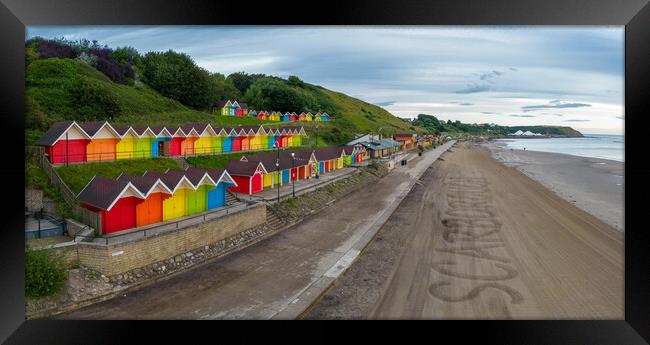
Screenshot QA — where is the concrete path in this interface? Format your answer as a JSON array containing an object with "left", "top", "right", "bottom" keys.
[{"left": 59, "top": 141, "right": 455, "bottom": 320}]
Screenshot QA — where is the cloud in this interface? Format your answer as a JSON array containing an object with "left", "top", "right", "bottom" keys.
[
  {"left": 565, "top": 119, "right": 591, "bottom": 122},
  {"left": 481, "top": 111, "right": 497, "bottom": 114},
  {"left": 374, "top": 101, "right": 395, "bottom": 107},
  {"left": 521, "top": 100, "right": 592, "bottom": 112},
  {"left": 509, "top": 114, "right": 537, "bottom": 117},
  {"left": 454, "top": 84, "right": 491, "bottom": 94},
  {"left": 509, "top": 67, "right": 519, "bottom": 71},
  {"left": 616, "top": 116, "right": 624, "bottom": 119},
  {"left": 480, "top": 70, "right": 504, "bottom": 80},
  {"left": 458, "top": 102, "right": 473, "bottom": 106}
]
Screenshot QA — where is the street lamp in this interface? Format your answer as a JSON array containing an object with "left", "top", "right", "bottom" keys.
[
  {"left": 274, "top": 143, "right": 280, "bottom": 203},
  {"left": 291, "top": 152, "right": 296, "bottom": 198}
]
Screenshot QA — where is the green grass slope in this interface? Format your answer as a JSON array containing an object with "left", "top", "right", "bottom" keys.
[
  {"left": 26, "top": 58, "right": 263, "bottom": 145},
  {"left": 26, "top": 58, "right": 421, "bottom": 147}
]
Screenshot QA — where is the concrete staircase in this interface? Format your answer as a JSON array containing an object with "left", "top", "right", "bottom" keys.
[
  {"left": 172, "top": 156, "right": 192, "bottom": 170},
  {"left": 265, "top": 207, "right": 286, "bottom": 230},
  {"left": 226, "top": 191, "right": 239, "bottom": 205}
]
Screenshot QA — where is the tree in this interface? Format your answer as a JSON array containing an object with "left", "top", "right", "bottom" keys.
[
  {"left": 141, "top": 50, "right": 213, "bottom": 109},
  {"left": 112, "top": 46, "right": 143, "bottom": 73},
  {"left": 226, "top": 72, "right": 266, "bottom": 95},
  {"left": 287, "top": 75, "right": 304, "bottom": 88},
  {"left": 243, "top": 77, "right": 307, "bottom": 111}
]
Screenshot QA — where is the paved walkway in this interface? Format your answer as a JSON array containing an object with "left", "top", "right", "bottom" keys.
[{"left": 60, "top": 142, "right": 455, "bottom": 320}]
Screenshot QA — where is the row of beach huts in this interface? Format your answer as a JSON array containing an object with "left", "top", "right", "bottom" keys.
[
  {"left": 35, "top": 121, "right": 308, "bottom": 164},
  {"left": 74, "top": 145, "right": 368, "bottom": 234},
  {"left": 35, "top": 120, "right": 439, "bottom": 235},
  {"left": 213, "top": 100, "right": 331, "bottom": 122}
]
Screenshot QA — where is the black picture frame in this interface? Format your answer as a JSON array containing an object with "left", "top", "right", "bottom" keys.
[{"left": 1, "top": 0, "right": 648, "bottom": 343}]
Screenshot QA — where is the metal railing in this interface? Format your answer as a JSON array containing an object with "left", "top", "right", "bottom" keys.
[
  {"left": 41, "top": 141, "right": 309, "bottom": 165},
  {"left": 28, "top": 146, "right": 103, "bottom": 231}
]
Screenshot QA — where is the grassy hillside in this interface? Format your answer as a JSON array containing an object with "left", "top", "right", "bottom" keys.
[
  {"left": 56, "top": 158, "right": 181, "bottom": 194},
  {"left": 26, "top": 57, "right": 420, "bottom": 147},
  {"left": 26, "top": 58, "right": 262, "bottom": 145}
]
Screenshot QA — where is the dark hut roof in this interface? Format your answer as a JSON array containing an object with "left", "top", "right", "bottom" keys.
[
  {"left": 76, "top": 176, "right": 140, "bottom": 210},
  {"left": 225, "top": 160, "right": 264, "bottom": 176},
  {"left": 313, "top": 146, "right": 344, "bottom": 161},
  {"left": 35, "top": 121, "right": 80, "bottom": 146},
  {"left": 116, "top": 173, "right": 168, "bottom": 195},
  {"left": 185, "top": 166, "right": 226, "bottom": 185},
  {"left": 143, "top": 171, "right": 189, "bottom": 191},
  {"left": 79, "top": 121, "right": 111, "bottom": 137},
  {"left": 214, "top": 100, "right": 230, "bottom": 108}
]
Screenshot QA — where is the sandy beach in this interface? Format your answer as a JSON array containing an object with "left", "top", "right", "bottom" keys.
[
  {"left": 305, "top": 142, "right": 623, "bottom": 319},
  {"left": 484, "top": 140, "right": 624, "bottom": 231}
]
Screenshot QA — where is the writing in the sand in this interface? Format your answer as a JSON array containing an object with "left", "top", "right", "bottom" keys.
[{"left": 428, "top": 176, "right": 523, "bottom": 304}]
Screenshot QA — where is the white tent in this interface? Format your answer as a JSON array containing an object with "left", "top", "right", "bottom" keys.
[
  {"left": 514, "top": 130, "right": 524, "bottom": 136},
  {"left": 523, "top": 131, "right": 535, "bottom": 136}
]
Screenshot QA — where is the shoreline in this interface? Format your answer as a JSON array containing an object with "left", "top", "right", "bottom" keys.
[{"left": 483, "top": 141, "right": 624, "bottom": 232}]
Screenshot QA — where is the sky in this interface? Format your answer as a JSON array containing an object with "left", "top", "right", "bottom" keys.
[{"left": 27, "top": 26, "right": 624, "bottom": 134}]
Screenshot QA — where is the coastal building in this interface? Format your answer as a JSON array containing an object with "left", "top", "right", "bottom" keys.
[
  {"left": 77, "top": 176, "right": 146, "bottom": 234},
  {"left": 81, "top": 121, "right": 120, "bottom": 162},
  {"left": 116, "top": 173, "right": 173, "bottom": 228},
  {"left": 150, "top": 126, "right": 173, "bottom": 157},
  {"left": 37, "top": 122, "right": 308, "bottom": 163},
  {"left": 225, "top": 160, "right": 266, "bottom": 195},
  {"left": 36, "top": 121, "right": 91, "bottom": 164}
]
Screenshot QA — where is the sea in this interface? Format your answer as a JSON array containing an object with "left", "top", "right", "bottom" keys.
[{"left": 496, "top": 134, "right": 624, "bottom": 162}]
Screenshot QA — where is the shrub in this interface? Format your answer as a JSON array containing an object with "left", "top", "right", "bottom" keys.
[
  {"left": 25, "top": 249, "right": 68, "bottom": 298},
  {"left": 36, "top": 40, "right": 78, "bottom": 59},
  {"left": 75, "top": 52, "right": 97, "bottom": 66},
  {"left": 94, "top": 56, "right": 135, "bottom": 85}
]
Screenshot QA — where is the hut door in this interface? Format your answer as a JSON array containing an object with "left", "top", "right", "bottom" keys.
[{"left": 158, "top": 141, "right": 165, "bottom": 157}]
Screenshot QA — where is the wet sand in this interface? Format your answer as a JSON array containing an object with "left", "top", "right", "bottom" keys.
[
  {"left": 485, "top": 141, "right": 624, "bottom": 231},
  {"left": 304, "top": 142, "right": 623, "bottom": 319}
]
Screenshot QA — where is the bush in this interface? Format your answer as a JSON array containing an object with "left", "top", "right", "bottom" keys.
[
  {"left": 94, "top": 56, "right": 135, "bottom": 85},
  {"left": 36, "top": 40, "right": 78, "bottom": 59},
  {"left": 25, "top": 249, "right": 68, "bottom": 298}
]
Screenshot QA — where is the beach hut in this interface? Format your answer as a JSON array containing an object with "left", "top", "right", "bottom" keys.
[
  {"left": 237, "top": 102, "right": 249, "bottom": 116},
  {"left": 36, "top": 121, "right": 91, "bottom": 164},
  {"left": 298, "top": 112, "right": 306, "bottom": 121},
  {"left": 77, "top": 176, "right": 146, "bottom": 234},
  {"left": 180, "top": 124, "right": 200, "bottom": 156},
  {"left": 225, "top": 160, "right": 266, "bottom": 195},
  {"left": 186, "top": 167, "right": 237, "bottom": 209},
  {"left": 144, "top": 170, "right": 195, "bottom": 221},
  {"left": 211, "top": 127, "right": 228, "bottom": 154},
  {"left": 256, "top": 111, "right": 267, "bottom": 121},
  {"left": 314, "top": 113, "right": 322, "bottom": 122},
  {"left": 80, "top": 121, "right": 120, "bottom": 162},
  {"left": 150, "top": 127, "right": 173, "bottom": 157},
  {"left": 305, "top": 112, "right": 313, "bottom": 122},
  {"left": 114, "top": 126, "right": 139, "bottom": 160},
  {"left": 221, "top": 128, "right": 237, "bottom": 153},
  {"left": 238, "top": 125, "right": 265, "bottom": 151},
  {"left": 289, "top": 112, "right": 298, "bottom": 122},
  {"left": 230, "top": 101, "right": 240, "bottom": 116},
  {"left": 168, "top": 127, "right": 186, "bottom": 156},
  {"left": 321, "top": 113, "right": 331, "bottom": 121},
  {"left": 314, "top": 146, "right": 345, "bottom": 174},
  {"left": 132, "top": 127, "right": 156, "bottom": 159},
  {"left": 230, "top": 127, "right": 247, "bottom": 152},
  {"left": 166, "top": 168, "right": 215, "bottom": 215},
  {"left": 248, "top": 110, "right": 257, "bottom": 118},
  {"left": 281, "top": 112, "right": 291, "bottom": 122},
  {"left": 116, "top": 173, "right": 173, "bottom": 228},
  {"left": 191, "top": 123, "right": 217, "bottom": 155},
  {"left": 214, "top": 100, "right": 233, "bottom": 116}
]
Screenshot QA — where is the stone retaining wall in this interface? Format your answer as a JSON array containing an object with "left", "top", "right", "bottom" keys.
[{"left": 74, "top": 203, "right": 266, "bottom": 276}]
